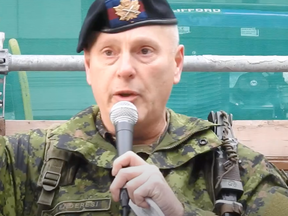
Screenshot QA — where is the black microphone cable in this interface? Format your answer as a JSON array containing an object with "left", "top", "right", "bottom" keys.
[{"left": 120, "top": 188, "right": 130, "bottom": 216}]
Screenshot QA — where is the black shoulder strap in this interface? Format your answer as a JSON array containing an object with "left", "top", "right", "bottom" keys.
[
  {"left": 36, "top": 128, "right": 78, "bottom": 216},
  {"left": 207, "top": 110, "right": 244, "bottom": 216}
]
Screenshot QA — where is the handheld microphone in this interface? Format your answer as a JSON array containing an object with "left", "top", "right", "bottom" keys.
[
  {"left": 110, "top": 101, "right": 138, "bottom": 216},
  {"left": 109, "top": 101, "right": 164, "bottom": 216}
]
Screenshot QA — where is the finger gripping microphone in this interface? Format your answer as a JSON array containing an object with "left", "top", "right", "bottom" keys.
[{"left": 110, "top": 101, "right": 138, "bottom": 216}]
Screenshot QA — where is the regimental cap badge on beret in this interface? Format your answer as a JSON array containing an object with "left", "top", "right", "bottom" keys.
[
  {"left": 114, "top": 0, "right": 141, "bottom": 21},
  {"left": 106, "top": 0, "right": 147, "bottom": 29},
  {"left": 76, "top": 0, "right": 178, "bottom": 53}
]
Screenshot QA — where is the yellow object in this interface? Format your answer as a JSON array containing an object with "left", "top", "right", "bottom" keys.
[{"left": 8, "top": 39, "right": 33, "bottom": 120}]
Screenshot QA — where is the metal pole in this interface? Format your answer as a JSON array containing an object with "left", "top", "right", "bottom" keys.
[
  {"left": 9, "top": 55, "right": 85, "bottom": 72},
  {"left": 183, "top": 55, "right": 288, "bottom": 72},
  {"left": 0, "top": 33, "right": 4, "bottom": 49},
  {"left": 6, "top": 54, "right": 288, "bottom": 72},
  {"left": 0, "top": 33, "right": 6, "bottom": 118}
]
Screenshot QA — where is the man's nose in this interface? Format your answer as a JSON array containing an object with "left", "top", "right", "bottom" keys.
[{"left": 116, "top": 53, "right": 136, "bottom": 79}]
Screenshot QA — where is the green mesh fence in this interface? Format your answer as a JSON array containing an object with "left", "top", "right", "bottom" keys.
[{"left": 0, "top": 0, "right": 288, "bottom": 120}]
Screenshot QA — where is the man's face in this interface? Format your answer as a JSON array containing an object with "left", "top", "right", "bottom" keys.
[{"left": 84, "top": 25, "right": 184, "bottom": 127}]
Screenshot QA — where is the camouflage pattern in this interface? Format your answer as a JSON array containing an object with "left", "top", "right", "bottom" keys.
[
  {"left": 0, "top": 105, "right": 288, "bottom": 216},
  {"left": 95, "top": 109, "right": 170, "bottom": 154}
]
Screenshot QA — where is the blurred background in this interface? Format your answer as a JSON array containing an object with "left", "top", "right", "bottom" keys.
[{"left": 0, "top": 0, "right": 288, "bottom": 121}]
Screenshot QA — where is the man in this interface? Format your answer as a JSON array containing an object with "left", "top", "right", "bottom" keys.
[{"left": 1, "top": 0, "right": 288, "bottom": 215}]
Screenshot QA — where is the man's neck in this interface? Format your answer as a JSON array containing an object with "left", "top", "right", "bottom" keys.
[{"left": 133, "top": 115, "right": 168, "bottom": 145}]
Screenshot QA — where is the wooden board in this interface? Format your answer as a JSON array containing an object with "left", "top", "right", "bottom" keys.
[
  {"left": 233, "top": 120, "right": 288, "bottom": 170},
  {"left": 4, "top": 119, "right": 288, "bottom": 170}
]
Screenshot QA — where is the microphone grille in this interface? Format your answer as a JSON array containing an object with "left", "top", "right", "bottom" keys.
[{"left": 109, "top": 101, "right": 138, "bottom": 125}]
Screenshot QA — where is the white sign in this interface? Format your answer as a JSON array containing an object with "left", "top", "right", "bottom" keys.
[
  {"left": 173, "top": 8, "right": 221, "bottom": 13},
  {"left": 241, "top": 28, "right": 259, "bottom": 37},
  {"left": 178, "top": 26, "right": 190, "bottom": 34}
]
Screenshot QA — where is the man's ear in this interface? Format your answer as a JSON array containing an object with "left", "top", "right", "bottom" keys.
[
  {"left": 173, "top": 44, "right": 184, "bottom": 84},
  {"left": 84, "top": 49, "right": 92, "bottom": 85}
]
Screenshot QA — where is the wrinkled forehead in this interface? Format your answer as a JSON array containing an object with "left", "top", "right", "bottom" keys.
[
  {"left": 92, "top": 25, "right": 177, "bottom": 48},
  {"left": 98, "top": 25, "right": 169, "bottom": 40}
]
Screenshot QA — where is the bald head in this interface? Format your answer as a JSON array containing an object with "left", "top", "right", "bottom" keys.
[{"left": 163, "top": 25, "right": 180, "bottom": 53}]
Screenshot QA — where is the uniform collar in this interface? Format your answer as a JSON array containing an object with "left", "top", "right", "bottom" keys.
[{"left": 49, "top": 105, "right": 222, "bottom": 169}]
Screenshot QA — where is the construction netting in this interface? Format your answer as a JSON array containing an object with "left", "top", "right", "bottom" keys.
[{"left": 0, "top": 0, "right": 288, "bottom": 120}]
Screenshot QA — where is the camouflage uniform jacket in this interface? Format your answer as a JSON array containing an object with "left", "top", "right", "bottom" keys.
[{"left": 1, "top": 105, "right": 288, "bottom": 216}]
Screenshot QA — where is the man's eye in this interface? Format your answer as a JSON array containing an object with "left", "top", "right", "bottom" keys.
[
  {"left": 104, "top": 50, "right": 113, "bottom": 56},
  {"left": 141, "top": 48, "right": 152, "bottom": 55}
]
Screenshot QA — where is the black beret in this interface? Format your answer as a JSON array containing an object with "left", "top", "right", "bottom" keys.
[{"left": 76, "top": 0, "right": 178, "bottom": 53}]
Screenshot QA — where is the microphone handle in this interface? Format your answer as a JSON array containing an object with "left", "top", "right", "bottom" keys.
[
  {"left": 115, "top": 121, "right": 134, "bottom": 216},
  {"left": 115, "top": 121, "right": 134, "bottom": 156}
]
